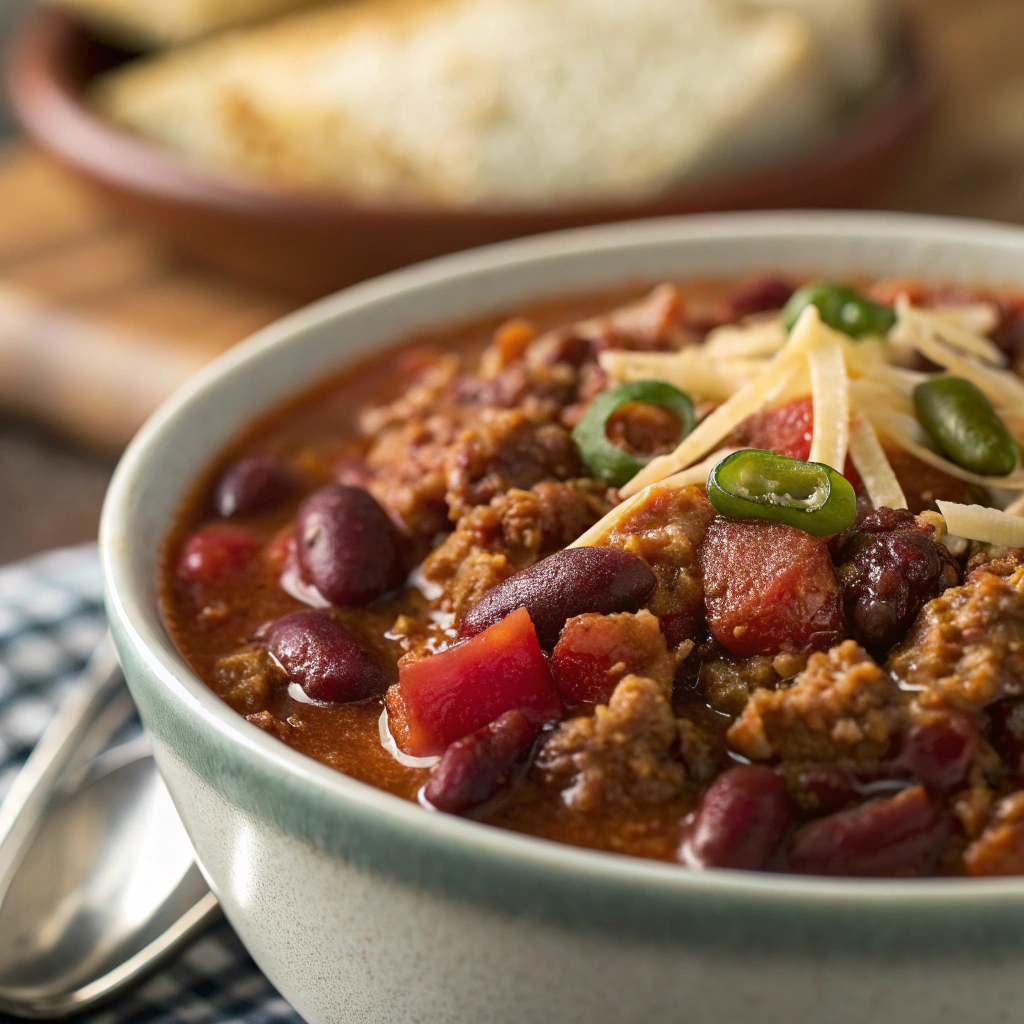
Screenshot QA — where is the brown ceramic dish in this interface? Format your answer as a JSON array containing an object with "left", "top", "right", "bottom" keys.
[{"left": 6, "top": 7, "right": 937, "bottom": 300}]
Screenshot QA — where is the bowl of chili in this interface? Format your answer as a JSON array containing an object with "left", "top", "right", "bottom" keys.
[{"left": 102, "top": 211, "right": 1024, "bottom": 1024}]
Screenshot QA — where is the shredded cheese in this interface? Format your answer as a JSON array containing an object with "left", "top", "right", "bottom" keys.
[
  {"left": 703, "top": 318, "right": 786, "bottom": 358},
  {"left": 848, "top": 415, "right": 907, "bottom": 510},
  {"left": 600, "top": 346, "right": 767, "bottom": 404},
  {"left": 937, "top": 500, "right": 1024, "bottom": 548},
  {"left": 894, "top": 298, "right": 1024, "bottom": 411},
  {"left": 931, "top": 302, "right": 1001, "bottom": 337},
  {"left": 619, "top": 306, "right": 824, "bottom": 497},
  {"left": 895, "top": 299, "right": 1006, "bottom": 366},
  {"left": 806, "top": 327, "right": 849, "bottom": 470}
]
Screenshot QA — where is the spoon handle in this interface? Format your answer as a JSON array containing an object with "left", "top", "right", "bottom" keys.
[{"left": 0, "top": 634, "right": 126, "bottom": 888}]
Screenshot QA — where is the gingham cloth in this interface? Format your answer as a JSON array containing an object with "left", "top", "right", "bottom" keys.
[{"left": 0, "top": 545, "right": 301, "bottom": 1024}]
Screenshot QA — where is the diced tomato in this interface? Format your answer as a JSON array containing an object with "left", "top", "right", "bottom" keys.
[
  {"left": 386, "top": 607, "right": 563, "bottom": 757},
  {"left": 177, "top": 524, "right": 262, "bottom": 584},
  {"left": 551, "top": 611, "right": 667, "bottom": 704},
  {"left": 700, "top": 517, "right": 845, "bottom": 658},
  {"left": 740, "top": 396, "right": 861, "bottom": 491}
]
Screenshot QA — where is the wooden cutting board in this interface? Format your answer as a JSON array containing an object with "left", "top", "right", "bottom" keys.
[{"left": 0, "top": 146, "right": 295, "bottom": 451}]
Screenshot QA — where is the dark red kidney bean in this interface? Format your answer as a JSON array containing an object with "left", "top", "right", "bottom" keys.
[
  {"left": 458, "top": 547, "right": 656, "bottom": 649},
  {"left": 423, "top": 710, "right": 539, "bottom": 814},
  {"left": 833, "top": 507, "right": 960, "bottom": 651},
  {"left": 895, "top": 715, "right": 976, "bottom": 790},
  {"left": 296, "top": 485, "right": 403, "bottom": 606},
  {"left": 177, "top": 524, "right": 262, "bottom": 584},
  {"left": 267, "top": 609, "right": 389, "bottom": 703},
  {"left": 788, "top": 785, "right": 947, "bottom": 876},
  {"left": 215, "top": 456, "right": 296, "bottom": 518},
  {"left": 682, "top": 765, "right": 791, "bottom": 870}
]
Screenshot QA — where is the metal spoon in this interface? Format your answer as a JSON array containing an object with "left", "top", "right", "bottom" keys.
[{"left": 0, "top": 636, "right": 219, "bottom": 1018}]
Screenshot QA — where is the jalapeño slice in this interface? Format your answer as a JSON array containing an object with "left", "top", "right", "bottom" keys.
[
  {"left": 913, "top": 376, "right": 1018, "bottom": 477},
  {"left": 573, "top": 380, "right": 694, "bottom": 487},
  {"left": 782, "top": 281, "right": 896, "bottom": 339},
  {"left": 707, "top": 448, "right": 857, "bottom": 537}
]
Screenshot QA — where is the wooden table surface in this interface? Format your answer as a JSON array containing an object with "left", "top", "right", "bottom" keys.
[{"left": 2, "top": 0, "right": 1024, "bottom": 562}]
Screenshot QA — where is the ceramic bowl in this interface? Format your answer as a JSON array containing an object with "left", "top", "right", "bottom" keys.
[
  {"left": 101, "top": 212, "right": 1024, "bottom": 1024},
  {"left": 9, "top": 8, "right": 935, "bottom": 300}
]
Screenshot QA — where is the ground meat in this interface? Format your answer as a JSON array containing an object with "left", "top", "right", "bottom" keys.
[
  {"left": 246, "top": 709, "right": 294, "bottom": 740},
  {"left": 443, "top": 408, "right": 580, "bottom": 521},
  {"left": 964, "top": 790, "right": 1024, "bottom": 876},
  {"left": 536, "top": 674, "right": 686, "bottom": 812},
  {"left": 605, "top": 484, "right": 716, "bottom": 646},
  {"left": 358, "top": 352, "right": 460, "bottom": 437},
  {"left": 701, "top": 517, "right": 845, "bottom": 658},
  {"left": 834, "top": 507, "right": 960, "bottom": 650},
  {"left": 888, "top": 551, "right": 1024, "bottom": 709},
  {"left": 677, "top": 718, "right": 722, "bottom": 782},
  {"left": 366, "top": 411, "right": 460, "bottom": 538},
  {"left": 698, "top": 656, "right": 779, "bottom": 718},
  {"left": 421, "top": 479, "right": 612, "bottom": 618},
  {"left": 213, "top": 647, "right": 285, "bottom": 711},
  {"left": 551, "top": 609, "right": 677, "bottom": 704},
  {"left": 728, "top": 640, "right": 908, "bottom": 762}
]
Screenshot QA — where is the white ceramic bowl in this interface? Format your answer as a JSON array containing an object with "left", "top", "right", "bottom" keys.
[{"left": 101, "top": 212, "right": 1024, "bottom": 1024}]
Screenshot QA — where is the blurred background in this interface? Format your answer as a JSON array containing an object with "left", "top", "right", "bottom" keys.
[{"left": 0, "top": 0, "right": 1022, "bottom": 565}]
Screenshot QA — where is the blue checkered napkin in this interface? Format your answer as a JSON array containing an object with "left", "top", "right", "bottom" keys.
[{"left": 0, "top": 545, "right": 300, "bottom": 1024}]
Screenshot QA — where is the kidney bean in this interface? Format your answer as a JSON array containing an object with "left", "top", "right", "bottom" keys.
[
  {"left": 681, "top": 765, "right": 791, "bottom": 870},
  {"left": 177, "top": 524, "right": 262, "bottom": 584},
  {"left": 215, "top": 456, "right": 296, "bottom": 518},
  {"left": 423, "top": 710, "right": 539, "bottom": 814},
  {"left": 895, "top": 715, "right": 976, "bottom": 790},
  {"left": 834, "top": 507, "right": 960, "bottom": 651},
  {"left": 788, "top": 785, "right": 947, "bottom": 876},
  {"left": 267, "top": 609, "right": 389, "bottom": 703},
  {"left": 296, "top": 485, "right": 403, "bottom": 606},
  {"left": 458, "top": 547, "right": 655, "bottom": 649}
]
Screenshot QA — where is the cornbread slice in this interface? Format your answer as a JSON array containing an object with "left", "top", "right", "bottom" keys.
[
  {"left": 93, "top": 0, "right": 828, "bottom": 207},
  {"left": 53, "top": 0, "right": 323, "bottom": 47},
  {"left": 745, "top": 0, "right": 894, "bottom": 97}
]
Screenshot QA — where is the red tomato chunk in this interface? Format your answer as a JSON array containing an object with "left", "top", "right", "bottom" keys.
[
  {"left": 700, "top": 517, "right": 845, "bottom": 658},
  {"left": 386, "top": 607, "right": 562, "bottom": 757},
  {"left": 176, "top": 524, "right": 262, "bottom": 584}
]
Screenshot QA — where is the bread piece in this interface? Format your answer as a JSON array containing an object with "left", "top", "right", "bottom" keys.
[
  {"left": 93, "top": 0, "right": 831, "bottom": 207},
  {"left": 52, "top": 0, "right": 323, "bottom": 47},
  {"left": 741, "top": 0, "right": 895, "bottom": 98}
]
